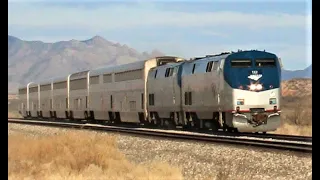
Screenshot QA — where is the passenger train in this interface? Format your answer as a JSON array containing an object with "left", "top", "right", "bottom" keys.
[{"left": 17, "top": 50, "right": 282, "bottom": 133}]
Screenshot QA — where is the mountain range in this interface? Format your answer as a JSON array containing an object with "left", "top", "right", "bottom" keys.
[
  {"left": 282, "top": 65, "right": 312, "bottom": 80},
  {"left": 8, "top": 35, "right": 164, "bottom": 92},
  {"left": 8, "top": 35, "right": 311, "bottom": 93}
]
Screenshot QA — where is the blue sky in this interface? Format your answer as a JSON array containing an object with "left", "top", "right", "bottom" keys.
[{"left": 8, "top": 0, "right": 311, "bottom": 70}]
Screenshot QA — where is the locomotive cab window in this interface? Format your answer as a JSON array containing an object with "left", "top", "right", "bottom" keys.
[
  {"left": 206, "top": 61, "right": 214, "bottom": 72},
  {"left": 213, "top": 62, "right": 218, "bottom": 70},
  {"left": 165, "top": 68, "right": 174, "bottom": 77},
  {"left": 255, "top": 59, "right": 276, "bottom": 67},
  {"left": 154, "top": 70, "right": 158, "bottom": 78},
  {"left": 231, "top": 59, "right": 252, "bottom": 67},
  {"left": 192, "top": 64, "right": 196, "bottom": 74}
]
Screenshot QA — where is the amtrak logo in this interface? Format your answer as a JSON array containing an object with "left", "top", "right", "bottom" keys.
[{"left": 248, "top": 70, "right": 262, "bottom": 81}]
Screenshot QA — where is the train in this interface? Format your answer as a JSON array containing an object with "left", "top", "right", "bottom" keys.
[{"left": 17, "top": 50, "right": 282, "bottom": 133}]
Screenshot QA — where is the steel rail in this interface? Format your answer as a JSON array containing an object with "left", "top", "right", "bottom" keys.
[
  {"left": 10, "top": 117, "right": 312, "bottom": 142},
  {"left": 8, "top": 119, "right": 312, "bottom": 153}
]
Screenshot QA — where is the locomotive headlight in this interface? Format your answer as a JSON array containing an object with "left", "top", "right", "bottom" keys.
[
  {"left": 249, "top": 84, "right": 256, "bottom": 91},
  {"left": 249, "top": 83, "right": 262, "bottom": 91},
  {"left": 256, "top": 84, "right": 263, "bottom": 90}
]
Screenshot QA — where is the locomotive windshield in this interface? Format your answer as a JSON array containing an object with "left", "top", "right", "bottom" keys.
[
  {"left": 230, "top": 58, "right": 277, "bottom": 68},
  {"left": 231, "top": 59, "right": 252, "bottom": 68},
  {"left": 255, "top": 59, "right": 276, "bottom": 67},
  {"left": 223, "top": 51, "right": 281, "bottom": 91}
]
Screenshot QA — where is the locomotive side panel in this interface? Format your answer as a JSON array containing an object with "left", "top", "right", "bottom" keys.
[
  {"left": 181, "top": 57, "right": 226, "bottom": 120},
  {"left": 147, "top": 63, "right": 182, "bottom": 120}
]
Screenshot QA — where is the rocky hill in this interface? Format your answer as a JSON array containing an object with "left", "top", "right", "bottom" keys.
[
  {"left": 281, "top": 78, "right": 312, "bottom": 97},
  {"left": 281, "top": 65, "right": 312, "bottom": 80},
  {"left": 8, "top": 35, "right": 164, "bottom": 92}
]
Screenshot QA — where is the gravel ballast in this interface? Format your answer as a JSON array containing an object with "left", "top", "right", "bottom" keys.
[{"left": 8, "top": 123, "right": 312, "bottom": 180}]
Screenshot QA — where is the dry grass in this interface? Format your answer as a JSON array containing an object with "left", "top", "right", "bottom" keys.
[
  {"left": 8, "top": 111, "right": 22, "bottom": 118},
  {"left": 276, "top": 94, "right": 312, "bottom": 137},
  {"left": 8, "top": 131, "right": 183, "bottom": 180},
  {"left": 276, "top": 78, "right": 312, "bottom": 137},
  {"left": 274, "top": 122, "right": 312, "bottom": 137},
  {"left": 281, "top": 78, "right": 312, "bottom": 97}
]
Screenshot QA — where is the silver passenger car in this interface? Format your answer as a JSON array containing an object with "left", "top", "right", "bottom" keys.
[
  {"left": 28, "top": 82, "right": 40, "bottom": 118},
  {"left": 39, "top": 79, "right": 53, "bottom": 118},
  {"left": 52, "top": 76, "right": 70, "bottom": 119},
  {"left": 88, "top": 56, "right": 184, "bottom": 123},
  {"left": 68, "top": 70, "right": 89, "bottom": 120},
  {"left": 18, "top": 84, "right": 28, "bottom": 118}
]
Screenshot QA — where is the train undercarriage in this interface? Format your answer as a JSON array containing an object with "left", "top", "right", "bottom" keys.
[{"left": 20, "top": 109, "right": 280, "bottom": 134}]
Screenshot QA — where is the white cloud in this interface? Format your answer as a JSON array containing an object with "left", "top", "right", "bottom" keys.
[
  {"left": 8, "top": 2, "right": 311, "bottom": 70},
  {"left": 8, "top": 3, "right": 310, "bottom": 32},
  {"left": 199, "top": 30, "right": 229, "bottom": 38}
]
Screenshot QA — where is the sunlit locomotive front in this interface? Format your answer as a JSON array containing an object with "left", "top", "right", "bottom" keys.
[{"left": 222, "top": 50, "right": 282, "bottom": 132}]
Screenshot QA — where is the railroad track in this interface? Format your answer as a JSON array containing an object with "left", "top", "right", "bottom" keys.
[
  {"left": 217, "top": 131, "right": 312, "bottom": 142},
  {"left": 11, "top": 117, "right": 312, "bottom": 143},
  {"left": 8, "top": 118, "right": 312, "bottom": 153}
]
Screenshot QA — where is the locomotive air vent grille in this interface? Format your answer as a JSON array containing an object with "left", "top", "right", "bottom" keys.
[{"left": 250, "top": 108, "right": 265, "bottom": 113}]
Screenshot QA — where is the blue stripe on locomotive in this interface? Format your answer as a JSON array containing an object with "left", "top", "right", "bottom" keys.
[{"left": 223, "top": 50, "right": 281, "bottom": 91}]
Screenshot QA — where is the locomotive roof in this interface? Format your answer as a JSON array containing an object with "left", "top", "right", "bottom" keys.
[{"left": 187, "top": 53, "right": 230, "bottom": 63}]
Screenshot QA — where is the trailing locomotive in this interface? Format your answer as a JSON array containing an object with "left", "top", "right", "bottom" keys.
[{"left": 17, "top": 50, "right": 282, "bottom": 133}]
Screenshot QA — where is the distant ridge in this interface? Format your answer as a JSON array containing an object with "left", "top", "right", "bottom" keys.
[{"left": 8, "top": 35, "right": 164, "bottom": 92}]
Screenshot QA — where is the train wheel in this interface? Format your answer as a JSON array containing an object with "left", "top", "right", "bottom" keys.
[
  {"left": 211, "top": 121, "right": 219, "bottom": 132},
  {"left": 163, "top": 119, "right": 175, "bottom": 130},
  {"left": 149, "top": 120, "right": 158, "bottom": 128},
  {"left": 84, "top": 111, "right": 88, "bottom": 120}
]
